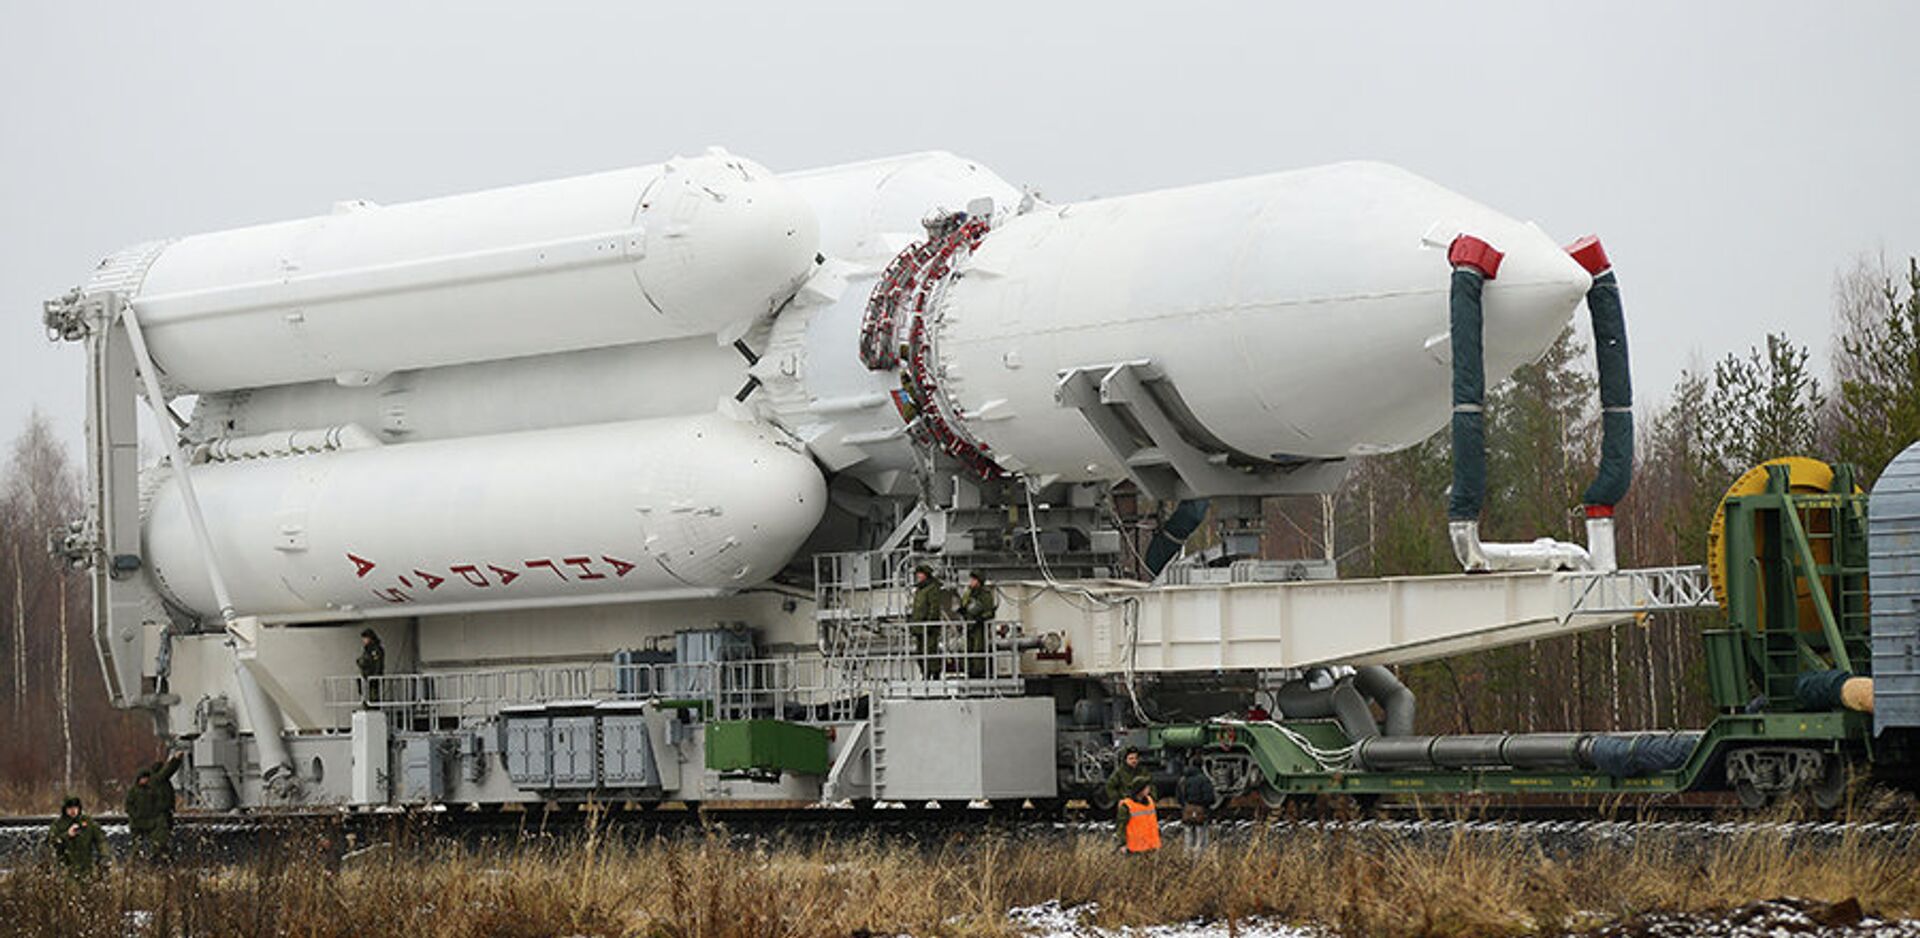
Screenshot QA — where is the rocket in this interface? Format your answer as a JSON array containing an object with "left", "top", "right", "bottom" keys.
[{"left": 87, "top": 149, "right": 1592, "bottom": 623}]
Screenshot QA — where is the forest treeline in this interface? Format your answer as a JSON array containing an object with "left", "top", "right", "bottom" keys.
[
  {"left": 1, "top": 256, "right": 1916, "bottom": 796},
  {"left": 0, "top": 416, "right": 155, "bottom": 803}
]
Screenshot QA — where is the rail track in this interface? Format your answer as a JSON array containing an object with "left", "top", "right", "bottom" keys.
[{"left": 5, "top": 798, "right": 1916, "bottom": 865}]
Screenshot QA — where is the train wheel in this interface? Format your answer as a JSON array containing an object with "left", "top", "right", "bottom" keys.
[
  {"left": 1734, "top": 779, "right": 1771, "bottom": 810},
  {"left": 1810, "top": 757, "right": 1848, "bottom": 811},
  {"left": 1258, "top": 785, "right": 1289, "bottom": 811}
]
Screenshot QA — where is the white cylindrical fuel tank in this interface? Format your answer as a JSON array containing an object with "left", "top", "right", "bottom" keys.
[
  {"left": 143, "top": 414, "right": 826, "bottom": 621},
  {"left": 934, "top": 161, "right": 1593, "bottom": 480},
  {"left": 781, "top": 151, "right": 1022, "bottom": 261},
  {"left": 116, "top": 150, "right": 818, "bottom": 393}
]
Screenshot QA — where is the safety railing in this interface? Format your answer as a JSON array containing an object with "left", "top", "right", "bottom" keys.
[
  {"left": 1558, "top": 565, "right": 1718, "bottom": 621},
  {"left": 321, "top": 622, "right": 1022, "bottom": 730},
  {"left": 813, "top": 548, "right": 935, "bottom": 625}
]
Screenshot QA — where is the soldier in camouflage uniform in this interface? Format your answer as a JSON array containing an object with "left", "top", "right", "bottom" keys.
[
  {"left": 908, "top": 564, "right": 951, "bottom": 676},
  {"left": 125, "top": 752, "right": 184, "bottom": 859},
  {"left": 958, "top": 572, "right": 998, "bottom": 679},
  {"left": 47, "top": 796, "right": 107, "bottom": 879}
]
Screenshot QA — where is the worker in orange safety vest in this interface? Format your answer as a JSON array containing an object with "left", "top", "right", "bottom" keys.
[{"left": 1119, "top": 782, "right": 1162, "bottom": 854}]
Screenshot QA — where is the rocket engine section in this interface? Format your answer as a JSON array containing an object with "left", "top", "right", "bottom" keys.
[
  {"left": 118, "top": 149, "right": 818, "bottom": 393},
  {"left": 143, "top": 414, "right": 826, "bottom": 622}
]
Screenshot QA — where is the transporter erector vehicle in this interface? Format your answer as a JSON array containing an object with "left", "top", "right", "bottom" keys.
[{"left": 45, "top": 148, "right": 1919, "bottom": 810}]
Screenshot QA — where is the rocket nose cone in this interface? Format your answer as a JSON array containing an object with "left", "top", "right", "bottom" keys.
[{"left": 1480, "top": 225, "right": 1593, "bottom": 370}]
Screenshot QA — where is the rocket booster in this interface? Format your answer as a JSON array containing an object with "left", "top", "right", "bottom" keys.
[{"left": 107, "top": 150, "right": 1591, "bottom": 622}]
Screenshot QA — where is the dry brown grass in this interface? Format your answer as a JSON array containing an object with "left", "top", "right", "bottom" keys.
[
  {"left": 1, "top": 812, "right": 1916, "bottom": 938},
  {"left": 0, "top": 780, "right": 122, "bottom": 817}
]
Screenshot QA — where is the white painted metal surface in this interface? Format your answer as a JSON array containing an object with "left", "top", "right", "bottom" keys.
[
  {"left": 873, "top": 697, "right": 1058, "bottom": 801},
  {"left": 936, "top": 163, "right": 1591, "bottom": 479},
  {"left": 1007, "top": 565, "right": 1716, "bottom": 675},
  {"left": 144, "top": 413, "right": 826, "bottom": 621},
  {"left": 122, "top": 150, "right": 818, "bottom": 393},
  {"left": 350, "top": 709, "right": 389, "bottom": 805},
  {"left": 781, "top": 151, "right": 1021, "bottom": 262},
  {"left": 189, "top": 336, "right": 744, "bottom": 445}
]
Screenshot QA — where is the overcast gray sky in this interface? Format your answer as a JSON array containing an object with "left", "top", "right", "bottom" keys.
[{"left": 3, "top": 2, "right": 1915, "bottom": 453}]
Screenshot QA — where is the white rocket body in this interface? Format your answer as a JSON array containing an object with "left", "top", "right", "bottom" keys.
[{"left": 112, "top": 150, "right": 1591, "bottom": 624}]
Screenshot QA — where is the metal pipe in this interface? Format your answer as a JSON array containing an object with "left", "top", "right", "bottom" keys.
[
  {"left": 1571, "top": 238, "right": 1633, "bottom": 511},
  {"left": 1275, "top": 667, "right": 1415, "bottom": 740},
  {"left": 1444, "top": 236, "right": 1593, "bottom": 573},
  {"left": 1355, "top": 732, "right": 1595, "bottom": 772},
  {"left": 118, "top": 302, "right": 238, "bottom": 625},
  {"left": 1146, "top": 499, "right": 1210, "bottom": 577},
  {"left": 1353, "top": 665, "right": 1415, "bottom": 737},
  {"left": 120, "top": 301, "right": 294, "bottom": 788},
  {"left": 233, "top": 655, "right": 295, "bottom": 793}
]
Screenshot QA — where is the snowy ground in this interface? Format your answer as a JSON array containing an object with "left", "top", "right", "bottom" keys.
[
  {"left": 1567, "top": 898, "right": 1920, "bottom": 937},
  {"left": 1001, "top": 898, "right": 1920, "bottom": 938},
  {"left": 1006, "top": 901, "right": 1324, "bottom": 938}
]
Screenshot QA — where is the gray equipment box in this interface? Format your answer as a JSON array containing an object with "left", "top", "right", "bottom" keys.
[
  {"left": 1872, "top": 441, "right": 1920, "bottom": 734},
  {"left": 876, "top": 697, "right": 1057, "bottom": 801},
  {"left": 501, "top": 710, "right": 553, "bottom": 787},
  {"left": 599, "top": 703, "right": 662, "bottom": 788},
  {"left": 399, "top": 736, "right": 447, "bottom": 802},
  {"left": 551, "top": 715, "right": 599, "bottom": 788}
]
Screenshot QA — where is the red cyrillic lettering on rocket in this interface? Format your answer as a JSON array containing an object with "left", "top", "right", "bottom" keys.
[
  {"left": 525, "top": 559, "right": 567, "bottom": 580},
  {"left": 603, "top": 556, "right": 636, "bottom": 577},
  {"left": 489, "top": 564, "right": 521, "bottom": 585},
  {"left": 373, "top": 587, "right": 412, "bottom": 604},
  {"left": 414, "top": 569, "right": 446, "bottom": 590},
  {"left": 563, "top": 556, "right": 605, "bottom": 580},
  {"left": 450, "top": 564, "right": 489, "bottom": 587},
  {"left": 348, "top": 553, "right": 377, "bottom": 578},
  {"left": 398, "top": 575, "right": 412, "bottom": 589}
]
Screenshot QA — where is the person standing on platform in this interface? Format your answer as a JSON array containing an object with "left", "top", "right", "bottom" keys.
[{"left": 357, "top": 628, "right": 386, "bottom": 705}]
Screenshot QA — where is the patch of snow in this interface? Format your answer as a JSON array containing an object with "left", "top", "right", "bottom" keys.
[
  {"left": 1574, "top": 898, "right": 1920, "bottom": 938},
  {"left": 1007, "top": 900, "right": 1324, "bottom": 938}
]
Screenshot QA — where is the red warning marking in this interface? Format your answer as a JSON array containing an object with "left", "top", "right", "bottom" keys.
[
  {"left": 450, "top": 564, "right": 489, "bottom": 587},
  {"left": 348, "top": 553, "right": 377, "bottom": 578},
  {"left": 414, "top": 569, "right": 446, "bottom": 590},
  {"left": 489, "top": 564, "right": 521, "bottom": 585},
  {"left": 603, "top": 556, "right": 636, "bottom": 577},
  {"left": 526, "top": 558, "right": 567, "bottom": 580},
  {"left": 563, "top": 556, "right": 605, "bottom": 580}
]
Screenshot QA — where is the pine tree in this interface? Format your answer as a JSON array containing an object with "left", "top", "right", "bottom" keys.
[
  {"left": 1832, "top": 256, "right": 1920, "bottom": 483},
  {"left": 1701, "top": 333, "right": 1825, "bottom": 475}
]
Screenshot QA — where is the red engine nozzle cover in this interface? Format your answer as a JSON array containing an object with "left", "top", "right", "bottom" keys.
[
  {"left": 1447, "top": 234, "right": 1504, "bottom": 279},
  {"left": 1566, "top": 235, "right": 1611, "bottom": 275}
]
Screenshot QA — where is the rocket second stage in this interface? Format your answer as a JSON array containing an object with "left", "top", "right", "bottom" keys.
[{"left": 764, "top": 160, "right": 1594, "bottom": 496}]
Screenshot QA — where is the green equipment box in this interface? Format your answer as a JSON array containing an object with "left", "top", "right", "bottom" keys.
[{"left": 705, "top": 720, "right": 830, "bottom": 777}]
